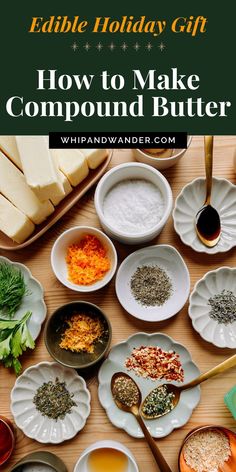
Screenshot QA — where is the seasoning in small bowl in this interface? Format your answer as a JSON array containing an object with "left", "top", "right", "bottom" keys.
[
  {"left": 44, "top": 301, "right": 112, "bottom": 370},
  {"left": 0, "top": 416, "right": 15, "bottom": 466},
  {"left": 51, "top": 226, "right": 117, "bottom": 292},
  {"left": 95, "top": 163, "right": 173, "bottom": 245},
  {"left": 179, "top": 426, "right": 236, "bottom": 472},
  {"left": 10, "top": 451, "right": 68, "bottom": 472},
  {"left": 133, "top": 136, "right": 192, "bottom": 170}
]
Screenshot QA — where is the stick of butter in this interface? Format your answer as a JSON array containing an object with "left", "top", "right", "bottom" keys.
[
  {"left": 0, "top": 195, "right": 35, "bottom": 243},
  {"left": 80, "top": 149, "right": 109, "bottom": 169},
  {"left": 0, "top": 151, "right": 54, "bottom": 224},
  {"left": 0, "top": 136, "right": 22, "bottom": 169},
  {"left": 51, "top": 149, "right": 89, "bottom": 186},
  {"left": 16, "top": 136, "right": 65, "bottom": 201},
  {"left": 43, "top": 137, "right": 73, "bottom": 206},
  {"left": 50, "top": 160, "right": 72, "bottom": 205}
]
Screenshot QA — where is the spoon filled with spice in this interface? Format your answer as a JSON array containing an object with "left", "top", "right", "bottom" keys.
[
  {"left": 141, "top": 353, "right": 236, "bottom": 420},
  {"left": 111, "top": 372, "right": 173, "bottom": 472},
  {"left": 195, "top": 136, "right": 221, "bottom": 247}
]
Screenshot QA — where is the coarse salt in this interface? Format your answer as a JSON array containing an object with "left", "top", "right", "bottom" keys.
[{"left": 103, "top": 179, "right": 164, "bottom": 234}]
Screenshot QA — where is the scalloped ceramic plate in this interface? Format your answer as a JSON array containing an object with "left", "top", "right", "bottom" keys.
[
  {"left": 189, "top": 267, "right": 236, "bottom": 348},
  {"left": 173, "top": 177, "right": 236, "bottom": 254},
  {"left": 0, "top": 256, "right": 46, "bottom": 340},
  {"left": 98, "top": 332, "right": 200, "bottom": 438},
  {"left": 115, "top": 245, "right": 190, "bottom": 322},
  {"left": 11, "top": 362, "right": 91, "bottom": 444}
]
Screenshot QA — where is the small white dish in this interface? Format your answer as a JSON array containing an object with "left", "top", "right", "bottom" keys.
[
  {"left": 98, "top": 332, "right": 200, "bottom": 438},
  {"left": 133, "top": 136, "right": 192, "bottom": 170},
  {"left": 0, "top": 256, "right": 46, "bottom": 340},
  {"left": 173, "top": 177, "right": 236, "bottom": 254},
  {"left": 115, "top": 245, "right": 190, "bottom": 322},
  {"left": 51, "top": 226, "right": 117, "bottom": 292},
  {"left": 189, "top": 267, "right": 236, "bottom": 348},
  {"left": 11, "top": 361, "right": 91, "bottom": 444},
  {"left": 94, "top": 162, "right": 173, "bottom": 245},
  {"left": 73, "top": 440, "right": 139, "bottom": 472}
]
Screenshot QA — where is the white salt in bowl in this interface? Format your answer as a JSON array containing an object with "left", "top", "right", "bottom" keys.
[{"left": 94, "top": 162, "right": 173, "bottom": 244}]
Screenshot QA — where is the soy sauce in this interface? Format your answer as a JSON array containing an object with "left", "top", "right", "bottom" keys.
[{"left": 196, "top": 205, "right": 221, "bottom": 242}]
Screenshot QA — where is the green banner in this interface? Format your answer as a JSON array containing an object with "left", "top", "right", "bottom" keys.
[{"left": 1, "top": 0, "right": 235, "bottom": 134}]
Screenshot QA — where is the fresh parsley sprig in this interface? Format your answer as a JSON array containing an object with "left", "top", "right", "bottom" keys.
[{"left": 0, "top": 311, "right": 35, "bottom": 375}]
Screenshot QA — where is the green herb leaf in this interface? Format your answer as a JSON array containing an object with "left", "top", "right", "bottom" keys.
[
  {"left": 0, "top": 262, "right": 28, "bottom": 318},
  {"left": 0, "top": 333, "right": 12, "bottom": 359}
]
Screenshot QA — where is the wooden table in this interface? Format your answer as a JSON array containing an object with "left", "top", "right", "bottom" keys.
[{"left": 1, "top": 136, "right": 236, "bottom": 472}]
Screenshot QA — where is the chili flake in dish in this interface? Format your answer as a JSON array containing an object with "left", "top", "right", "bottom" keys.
[
  {"left": 125, "top": 345, "right": 184, "bottom": 382},
  {"left": 66, "top": 234, "right": 110, "bottom": 285},
  {"left": 59, "top": 312, "right": 104, "bottom": 353}
]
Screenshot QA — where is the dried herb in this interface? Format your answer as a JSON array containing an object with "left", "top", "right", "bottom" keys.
[
  {"left": 33, "top": 377, "right": 77, "bottom": 420},
  {"left": 112, "top": 376, "right": 139, "bottom": 407},
  {"left": 208, "top": 289, "right": 236, "bottom": 324},
  {"left": 0, "top": 262, "right": 27, "bottom": 318},
  {"left": 142, "top": 385, "right": 175, "bottom": 418},
  {"left": 130, "top": 265, "right": 172, "bottom": 307}
]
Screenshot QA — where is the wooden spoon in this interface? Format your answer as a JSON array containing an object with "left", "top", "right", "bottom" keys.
[
  {"left": 195, "top": 136, "right": 221, "bottom": 247},
  {"left": 111, "top": 372, "right": 173, "bottom": 472},
  {"left": 142, "top": 354, "right": 236, "bottom": 420}
]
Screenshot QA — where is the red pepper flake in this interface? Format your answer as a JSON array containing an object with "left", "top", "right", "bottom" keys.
[{"left": 125, "top": 345, "right": 184, "bottom": 382}]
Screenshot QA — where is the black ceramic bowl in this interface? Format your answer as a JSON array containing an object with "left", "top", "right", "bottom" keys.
[{"left": 44, "top": 301, "right": 112, "bottom": 370}]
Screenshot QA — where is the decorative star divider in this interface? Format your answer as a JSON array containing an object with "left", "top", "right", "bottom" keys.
[{"left": 71, "top": 42, "right": 166, "bottom": 52}]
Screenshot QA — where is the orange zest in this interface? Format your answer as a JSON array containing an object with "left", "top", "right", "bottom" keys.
[
  {"left": 66, "top": 234, "right": 110, "bottom": 285},
  {"left": 59, "top": 312, "right": 104, "bottom": 353}
]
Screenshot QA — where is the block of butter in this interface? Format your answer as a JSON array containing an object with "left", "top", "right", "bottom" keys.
[
  {"left": 16, "top": 136, "right": 65, "bottom": 201},
  {"left": 0, "top": 151, "right": 54, "bottom": 224},
  {"left": 51, "top": 149, "right": 89, "bottom": 186},
  {"left": 0, "top": 136, "right": 22, "bottom": 169},
  {"left": 80, "top": 148, "right": 109, "bottom": 169},
  {"left": 0, "top": 194, "right": 35, "bottom": 243},
  {"left": 50, "top": 161, "right": 72, "bottom": 205}
]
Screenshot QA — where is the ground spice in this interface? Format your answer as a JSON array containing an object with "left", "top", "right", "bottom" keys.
[
  {"left": 66, "top": 234, "right": 110, "bottom": 285},
  {"left": 208, "top": 289, "right": 236, "bottom": 324},
  {"left": 142, "top": 385, "right": 175, "bottom": 418},
  {"left": 125, "top": 346, "right": 184, "bottom": 382},
  {"left": 33, "top": 377, "right": 77, "bottom": 420},
  {"left": 130, "top": 265, "right": 172, "bottom": 306},
  {"left": 60, "top": 312, "right": 104, "bottom": 353},
  {"left": 112, "top": 376, "right": 139, "bottom": 407},
  {"left": 183, "top": 429, "right": 231, "bottom": 472}
]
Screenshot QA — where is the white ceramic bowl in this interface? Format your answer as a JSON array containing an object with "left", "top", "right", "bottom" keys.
[
  {"left": 11, "top": 362, "right": 91, "bottom": 444},
  {"left": 133, "top": 136, "right": 192, "bottom": 170},
  {"left": 51, "top": 226, "right": 117, "bottom": 292},
  {"left": 189, "top": 267, "right": 236, "bottom": 348},
  {"left": 98, "top": 332, "right": 200, "bottom": 438},
  {"left": 173, "top": 177, "right": 236, "bottom": 254},
  {"left": 94, "top": 162, "right": 173, "bottom": 245},
  {"left": 115, "top": 244, "right": 190, "bottom": 322},
  {"left": 0, "top": 256, "right": 46, "bottom": 340},
  {"left": 73, "top": 440, "right": 139, "bottom": 472}
]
